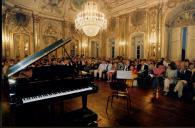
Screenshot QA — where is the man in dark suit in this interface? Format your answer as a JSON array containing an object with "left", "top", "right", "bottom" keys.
[
  {"left": 174, "top": 61, "right": 192, "bottom": 98},
  {"left": 137, "top": 59, "right": 149, "bottom": 88}
]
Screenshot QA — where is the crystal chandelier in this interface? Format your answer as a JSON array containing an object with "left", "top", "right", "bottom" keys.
[{"left": 75, "top": 0, "right": 107, "bottom": 37}]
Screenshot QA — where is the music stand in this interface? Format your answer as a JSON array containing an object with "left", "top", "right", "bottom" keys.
[{"left": 106, "top": 70, "right": 132, "bottom": 114}]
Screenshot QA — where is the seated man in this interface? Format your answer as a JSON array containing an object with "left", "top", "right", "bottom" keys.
[
  {"left": 174, "top": 61, "right": 192, "bottom": 98},
  {"left": 94, "top": 60, "right": 107, "bottom": 79},
  {"left": 137, "top": 59, "right": 149, "bottom": 88}
]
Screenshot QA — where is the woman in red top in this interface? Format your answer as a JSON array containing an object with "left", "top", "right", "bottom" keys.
[{"left": 152, "top": 62, "right": 165, "bottom": 90}]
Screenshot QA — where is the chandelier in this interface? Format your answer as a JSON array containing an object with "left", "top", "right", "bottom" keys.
[{"left": 75, "top": 0, "right": 107, "bottom": 37}]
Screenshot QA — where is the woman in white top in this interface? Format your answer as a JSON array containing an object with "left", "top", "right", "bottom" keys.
[
  {"left": 163, "top": 61, "right": 178, "bottom": 95},
  {"left": 107, "top": 62, "right": 117, "bottom": 82}
]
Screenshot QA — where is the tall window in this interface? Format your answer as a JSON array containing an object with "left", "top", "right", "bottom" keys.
[{"left": 181, "top": 27, "right": 187, "bottom": 60}]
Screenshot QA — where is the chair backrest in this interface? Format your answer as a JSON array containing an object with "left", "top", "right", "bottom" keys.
[{"left": 109, "top": 81, "right": 127, "bottom": 91}]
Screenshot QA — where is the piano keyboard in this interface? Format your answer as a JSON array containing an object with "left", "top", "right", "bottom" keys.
[{"left": 22, "top": 87, "right": 93, "bottom": 104}]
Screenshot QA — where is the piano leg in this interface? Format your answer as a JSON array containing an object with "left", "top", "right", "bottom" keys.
[{"left": 82, "top": 95, "right": 87, "bottom": 111}]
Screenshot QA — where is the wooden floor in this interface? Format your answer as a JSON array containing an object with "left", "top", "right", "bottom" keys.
[
  {"left": 64, "top": 80, "right": 195, "bottom": 127},
  {"left": 2, "top": 80, "right": 195, "bottom": 127}
]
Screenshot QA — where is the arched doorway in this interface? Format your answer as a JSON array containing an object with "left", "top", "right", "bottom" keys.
[{"left": 165, "top": 1, "right": 195, "bottom": 60}]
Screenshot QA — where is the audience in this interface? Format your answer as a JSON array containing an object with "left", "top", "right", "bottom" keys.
[{"left": 2, "top": 55, "right": 195, "bottom": 101}]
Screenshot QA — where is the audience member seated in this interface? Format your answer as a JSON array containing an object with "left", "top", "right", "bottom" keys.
[
  {"left": 107, "top": 62, "right": 117, "bottom": 82},
  {"left": 174, "top": 61, "right": 192, "bottom": 98},
  {"left": 163, "top": 61, "right": 178, "bottom": 95},
  {"left": 101, "top": 61, "right": 111, "bottom": 80},
  {"left": 191, "top": 71, "right": 195, "bottom": 100},
  {"left": 152, "top": 62, "right": 165, "bottom": 90},
  {"left": 117, "top": 60, "right": 125, "bottom": 70},
  {"left": 123, "top": 60, "right": 130, "bottom": 71},
  {"left": 137, "top": 59, "right": 150, "bottom": 88},
  {"left": 94, "top": 60, "right": 107, "bottom": 79}
]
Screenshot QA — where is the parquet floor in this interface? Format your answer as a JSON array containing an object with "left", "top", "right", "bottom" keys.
[{"left": 2, "top": 80, "right": 195, "bottom": 127}]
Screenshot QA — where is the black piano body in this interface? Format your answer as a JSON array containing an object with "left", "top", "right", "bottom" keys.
[{"left": 3, "top": 37, "right": 98, "bottom": 126}]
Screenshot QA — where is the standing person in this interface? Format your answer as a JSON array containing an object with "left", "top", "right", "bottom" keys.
[{"left": 163, "top": 61, "right": 178, "bottom": 95}]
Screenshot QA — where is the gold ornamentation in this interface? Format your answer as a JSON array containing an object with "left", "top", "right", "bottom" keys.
[
  {"left": 33, "top": 15, "right": 41, "bottom": 23},
  {"left": 44, "top": 23, "right": 57, "bottom": 36},
  {"left": 171, "top": 10, "right": 195, "bottom": 27},
  {"left": 131, "top": 9, "right": 146, "bottom": 27}
]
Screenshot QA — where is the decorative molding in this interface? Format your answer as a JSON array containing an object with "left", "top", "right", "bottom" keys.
[
  {"left": 43, "top": 23, "right": 57, "bottom": 37},
  {"left": 170, "top": 10, "right": 195, "bottom": 27},
  {"left": 131, "top": 9, "right": 146, "bottom": 27},
  {"left": 33, "top": 14, "right": 41, "bottom": 23}
]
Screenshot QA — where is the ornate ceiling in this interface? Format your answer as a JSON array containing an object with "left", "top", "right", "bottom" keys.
[
  {"left": 3, "top": 0, "right": 162, "bottom": 21},
  {"left": 103, "top": 0, "right": 159, "bottom": 16},
  {"left": 3, "top": 0, "right": 195, "bottom": 22}
]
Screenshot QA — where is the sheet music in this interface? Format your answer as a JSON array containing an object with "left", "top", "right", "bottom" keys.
[{"left": 116, "top": 70, "right": 133, "bottom": 79}]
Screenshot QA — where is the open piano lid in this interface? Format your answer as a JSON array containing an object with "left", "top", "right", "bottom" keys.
[{"left": 7, "top": 37, "right": 71, "bottom": 77}]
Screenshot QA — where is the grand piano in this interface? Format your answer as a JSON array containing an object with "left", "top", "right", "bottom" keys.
[{"left": 3, "top": 37, "right": 98, "bottom": 126}]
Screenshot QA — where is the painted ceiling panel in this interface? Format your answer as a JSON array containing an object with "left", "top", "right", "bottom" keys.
[{"left": 4, "top": 0, "right": 164, "bottom": 20}]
